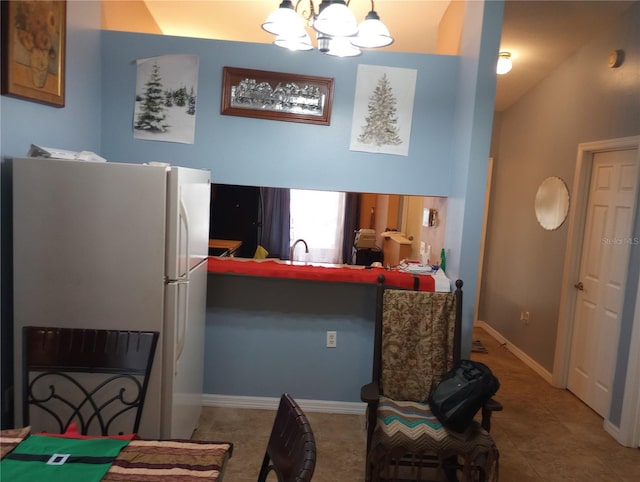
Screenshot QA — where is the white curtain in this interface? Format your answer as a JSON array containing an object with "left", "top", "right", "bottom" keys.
[{"left": 289, "top": 189, "right": 346, "bottom": 264}]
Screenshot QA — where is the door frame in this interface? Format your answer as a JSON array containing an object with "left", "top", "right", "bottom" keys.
[
  {"left": 475, "top": 158, "right": 494, "bottom": 325},
  {"left": 399, "top": 194, "right": 425, "bottom": 260},
  {"left": 553, "top": 135, "right": 640, "bottom": 446},
  {"left": 619, "top": 279, "right": 640, "bottom": 447}
]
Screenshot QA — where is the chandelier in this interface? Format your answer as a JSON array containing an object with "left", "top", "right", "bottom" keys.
[{"left": 262, "top": 0, "right": 394, "bottom": 58}]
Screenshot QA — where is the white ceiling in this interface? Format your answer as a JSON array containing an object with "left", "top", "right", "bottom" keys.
[{"left": 137, "top": 0, "right": 636, "bottom": 111}]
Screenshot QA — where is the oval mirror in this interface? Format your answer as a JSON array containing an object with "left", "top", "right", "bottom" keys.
[{"left": 535, "top": 176, "right": 569, "bottom": 230}]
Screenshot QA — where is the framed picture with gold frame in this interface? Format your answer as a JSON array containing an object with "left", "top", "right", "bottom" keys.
[
  {"left": 1, "top": 0, "right": 66, "bottom": 107},
  {"left": 221, "top": 66, "right": 334, "bottom": 126}
]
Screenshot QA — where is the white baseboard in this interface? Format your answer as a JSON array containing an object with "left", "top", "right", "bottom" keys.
[
  {"left": 604, "top": 413, "right": 639, "bottom": 448},
  {"left": 202, "top": 394, "right": 367, "bottom": 415},
  {"left": 476, "top": 320, "right": 554, "bottom": 385},
  {"left": 604, "top": 418, "right": 626, "bottom": 445}
]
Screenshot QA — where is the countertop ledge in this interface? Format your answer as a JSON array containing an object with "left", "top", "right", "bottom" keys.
[{"left": 207, "top": 257, "right": 451, "bottom": 292}]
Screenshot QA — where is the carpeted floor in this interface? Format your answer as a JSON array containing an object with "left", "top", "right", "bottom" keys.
[{"left": 192, "top": 326, "right": 640, "bottom": 481}]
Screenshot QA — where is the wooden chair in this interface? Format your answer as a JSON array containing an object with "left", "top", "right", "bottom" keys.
[
  {"left": 361, "top": 277, "right": 502, "bottom": 481},
  {"left": 22, "top": 326, "right": 159, "bottom": 436},
  {"left": 258, "top": 393, "right": 316, "bottom": 482}
]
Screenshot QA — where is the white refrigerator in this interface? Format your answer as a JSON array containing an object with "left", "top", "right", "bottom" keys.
[{"left": 11, "top": 156, "right": 211, "bottom": 439}]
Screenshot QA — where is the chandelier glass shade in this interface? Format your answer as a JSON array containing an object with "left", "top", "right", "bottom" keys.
[
  {"left": 261, "top": 0, "right": 394, "bottom": 57},
  {"left": 351, "top": 10, "right": 392, "bottom": 48},
  {"left": 274, "top": 32, "right": 314, "bottom": 51},
  {"left": 262, "top": 1, "right": 306, "bottom": 37},
  {"left": 313, "top": 2, "right": 358, "bottom": 37}
]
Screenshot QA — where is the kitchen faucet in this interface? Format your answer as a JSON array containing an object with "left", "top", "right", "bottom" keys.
[{"left": 290, "top": 238, "right": 309, "bottom": 262}]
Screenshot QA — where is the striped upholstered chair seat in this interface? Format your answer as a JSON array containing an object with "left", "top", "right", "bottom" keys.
[
  {"left": 364, "top": 286, "right": 499, "bottom": 482},
  {"left": 372, "top": 397, "right": 498, "bottom": 480}
]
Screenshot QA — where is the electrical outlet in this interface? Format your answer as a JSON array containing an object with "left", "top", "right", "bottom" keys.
[
  {"left": 326, "top": 331, "right": 337, "bottom": 348},
  {"left": 524, "top": 311, "right": 530, "bottom": 323}
]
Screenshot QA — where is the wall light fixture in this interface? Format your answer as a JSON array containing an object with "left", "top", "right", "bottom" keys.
[{"left": 496, "top": 52, "right": 513, "bottom": 75}]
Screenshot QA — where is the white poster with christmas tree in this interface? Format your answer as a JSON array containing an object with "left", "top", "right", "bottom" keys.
[
  {"left": 133, "top": 54, "right": 199, "bottom": 144},
  {"left": 349, "top": 64, "right": 417, "bottom": 156}
]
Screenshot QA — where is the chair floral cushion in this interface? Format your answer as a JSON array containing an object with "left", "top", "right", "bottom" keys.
[{"left": 380, "top": 290, "right": 456, "bottom": 402}]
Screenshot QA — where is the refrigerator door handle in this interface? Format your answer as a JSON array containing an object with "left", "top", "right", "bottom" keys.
[
  {"left": 173, "top": 188, "right": 192, "bottom": 374},
  {"left": 179, "top": 192, "right": 191, "bottom": 280},
  {"left": 175, "top": 279, "right": 190, "bottom": 372}
]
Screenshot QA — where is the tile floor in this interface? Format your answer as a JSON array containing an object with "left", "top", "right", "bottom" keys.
[{"left": 192, "top": 327, "right": 640, "bottom": 481}]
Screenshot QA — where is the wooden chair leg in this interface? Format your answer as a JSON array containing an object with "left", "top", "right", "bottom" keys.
[
  {"left": 444, "top": 455, "right": 459, "bottom": 482},
  {"left": 365, "top": 401, "right": 378, "bottom": 482},
  {"left": 257, "top": 453, "right": 271, "bottom": 482}
]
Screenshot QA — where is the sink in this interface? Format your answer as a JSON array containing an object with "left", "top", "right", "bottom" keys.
[
  {"left": 211, "top": 256, "right": 351, "bottom": 269},
  {"left": 275, "top": 259, "right": 347, "bottom": 268}
]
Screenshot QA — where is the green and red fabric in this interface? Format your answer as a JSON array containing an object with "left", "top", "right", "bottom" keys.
[{"left": 0, "top": 434, "right": 131, "bottom": 482}]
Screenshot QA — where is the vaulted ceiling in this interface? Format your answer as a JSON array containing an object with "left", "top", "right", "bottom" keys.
[{"left": 101, "top": 1, "right": 635, "bottom": 111}]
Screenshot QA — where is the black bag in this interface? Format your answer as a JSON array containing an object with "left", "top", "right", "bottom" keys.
[{"left": 428, "top": 359, "right": 500, "bottom": 433}]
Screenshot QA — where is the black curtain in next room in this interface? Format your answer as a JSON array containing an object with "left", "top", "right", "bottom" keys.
[
  {"left": 342, "top": 192, "right": 360, "bottom": 264},
  {"left": 260, "top": 187, "right": 290, "bottom": 259}
]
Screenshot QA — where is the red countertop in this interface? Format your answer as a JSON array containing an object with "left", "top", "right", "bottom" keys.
[{"left": 207, "top": 257, "right": 445, "bottom": 292}]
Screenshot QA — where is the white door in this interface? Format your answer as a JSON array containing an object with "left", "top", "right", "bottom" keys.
[{"left": 568, "top": 148, "right": 639, "bottom": 416}]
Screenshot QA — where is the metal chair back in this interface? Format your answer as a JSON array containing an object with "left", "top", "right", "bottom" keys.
[{"left": 23, "top": 326, "right": 159, "bottom": 435}]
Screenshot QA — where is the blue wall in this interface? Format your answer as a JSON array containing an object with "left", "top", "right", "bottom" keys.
[
  {"left": 0, "top": 2, "right": 102, "bottom": 158},
  {"left": 0, "top": 1, "right": 102, "bottom": 428},
  {"left": 1, "top": 1, "right": 504, "bottom": 406},
  {"left": 205, "top": 275, "right": 377, "bottom": 402},
  {"left": 100, "top": 32, "right": 460, "bottom": 196},
  {"left": 97, "top": 15, "right": 500, "bottom": 402},
  {"left": 446, "top": 0, "right": 503, "bottom": 354}
]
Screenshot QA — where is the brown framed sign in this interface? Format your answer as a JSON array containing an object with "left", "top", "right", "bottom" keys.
[
  {"left": 1, "top": 0, "right": 66, "bottom": 107},
  {"left": 221, "top": 67, "right": 334, "bottom": 126}
]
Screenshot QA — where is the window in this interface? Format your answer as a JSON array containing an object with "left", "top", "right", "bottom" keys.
[{"left": 289, "top": 189, "right": 346, "bottom": 264}]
